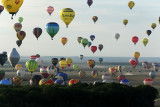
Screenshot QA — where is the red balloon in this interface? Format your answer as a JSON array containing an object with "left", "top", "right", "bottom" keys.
[
  {"left": 117, "top": 75, "right": 126, "bottom": 82},
  {"left": 91, "top": 46, "right": 97, "bottom": 53},
  {"left": 129, "top": 58, "right": 139, "bottom": 68},
  {"left": 132, "top": 36, "right": 139, "bottom": 45},
  {"left": 46, "top": 6, "right": 54, "bottom": 15},
  {"left": 30, "top": 55, "right": 39, "bottom": 60}
]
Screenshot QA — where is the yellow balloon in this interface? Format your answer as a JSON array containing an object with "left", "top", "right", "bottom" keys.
[
  {"left": 1, "top": 0, "right": 24, "bottom": 19},
  {"left": 142, "top": 38, "right": 148, "bottom": 47},
  {"left": 134, "top": 52, "right": 140, "bottom": 59},
  {"left": 66, "top": 58, "right": 72, "bottom": 67},
  {"left": 60, "top": 8, "right": 75, "bottom": 28},
  {"left": 151, "top": 23, "right": 156, "bottom": 29},
  {"left": 60, "top": 37, "right": 68, "bottom": 46},
  {"left": 15, "top": 64, "right": 22, "bottom": 71},
  {"left": 123, "top": 19, "right": 128, "bottom": 26},
  {"left": 59, "top": 60, "right": 67, "bottom": 69},
  {"left": 128, "top": 1, "right": 135, "bottom": 9}
]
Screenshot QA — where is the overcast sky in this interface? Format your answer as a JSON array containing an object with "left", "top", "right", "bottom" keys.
[{"left": 0, "top": 0, "right": 160, "bottom": 57}]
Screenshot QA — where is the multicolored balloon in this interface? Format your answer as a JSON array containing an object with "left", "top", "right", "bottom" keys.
[
  {"left": 15, "top": 64, "right": 23, "bottom": 71},
  {"left": 91, "top": 70, "right": 98, "bottom": 78},
  {"left": 26, "top": 60, "right": 38, "bottom": 74},
  {"left": 46, "top": 22, "right": 59, "bottom": 40},
  {"left": 69, "top": 79, "right": 80, "bottom": 86},
  {"left": 33, "top": 27, "right": 42, "bottom": 40},
  {"left": 87, "top": 60, "right": 95, "bottom": 69},
  {"left": 142, "top": 38, "right": 148, "bottom": 47},
  {"left": 143, "top": 79, "right": 152, "bottom": 86},
  {"left": 129, "top": 58, "right": 139, "bottom": 68},
  {"left": 47, "top": 6, "right": 54, "bottom": 15},
  {"left": 39, "top": 78, "right": 54, "bottom": 85},
  {"left": 60, "top": 8, "right": 75, "bottom": 28},
  {"left": 0, "top": 5, "right": 4, "bottom": 14},
  {"left": 133, "top": 52, "right": 140, "bottom": 59},
  {"left": 14, "top": 23, "right": 22, "bottom": 32},
  {"left": 59, "top": 60, "right": 67, "bottom": 69},
  {"left": 98, "top": 44, "right": 103, "bottom": 51},
  {"left": 66, "top": 58, "right": 72, "bottom": 67},
  {"left": 40, "top": 67, "right": 49, "bottom": 78},
  {"left": 92, "top": 16, "right": 98, "bottom": 23},
  {"left": 60, "top": 37, "right": 68, "bottom": 46}
]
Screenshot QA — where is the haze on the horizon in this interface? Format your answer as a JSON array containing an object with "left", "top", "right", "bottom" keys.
[{"left": 0, "top": 0, "right": 159, "bottom": 57}]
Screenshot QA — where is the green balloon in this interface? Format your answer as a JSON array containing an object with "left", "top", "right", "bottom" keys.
[
  {"left": 81, "top": 38, "right": 88, "bottom": 48},
  {"left": 73, "top": 64, "right": 79, "bottom": 71},
  {"left": 26, "top": 60, "right": 38, "bottom": 74},
  {"left": 18, "top": 17, "right": 23, "bottom": 23}
]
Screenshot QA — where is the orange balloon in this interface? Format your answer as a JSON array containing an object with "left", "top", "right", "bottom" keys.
[{"left": 60, "top": 37, "right": 68, "bottom": 46}]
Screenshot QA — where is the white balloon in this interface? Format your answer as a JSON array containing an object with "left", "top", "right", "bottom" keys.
[
  {"left": 36, "top": 58, "right": 43, "bottom": 67},
  {"left": 17, "top": 70, "right": 26, "bottom": 78}
]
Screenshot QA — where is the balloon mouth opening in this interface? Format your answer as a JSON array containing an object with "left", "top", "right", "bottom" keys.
[{"left": 9, "top": 12, "right": 17, "bottom": 19}]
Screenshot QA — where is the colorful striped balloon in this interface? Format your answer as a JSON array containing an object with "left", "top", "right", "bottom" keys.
[
  {"left": 33, "top": 27, "right": 42, "bottom": 40},
  {"left": 39, "top": 78, "right": 54, "bottom": 85},
  {"left": 91, "top": 70, "right": 98, "bottom": 78},
  {"left": 46, "top": 22, "right": 59, "bottom": 40}
]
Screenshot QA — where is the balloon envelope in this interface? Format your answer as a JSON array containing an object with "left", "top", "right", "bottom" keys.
[{"left": 46, "top": 22, "right": 59, "bottom": 40}]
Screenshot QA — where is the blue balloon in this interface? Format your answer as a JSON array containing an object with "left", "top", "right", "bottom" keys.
[
  {"left": 46, "top": 22, "right": 59, "bottom": 40},
  {"left": 0, "top": 79, "right": 10, "bottom": 85},
  {"left": 88, "top": 42, "right": 92, "bottom": 47},
  {"left": 120, "top": 79, "right": 129, "bottom": 86},
  {"left": 90, "top": 35, "right": 95, "bottom": 41},
  {"left": 54, "top": 79, "right": 65, "bottom": 85},
  {"left": 55, "top": 72, "right": 68, "bottom": 81}
]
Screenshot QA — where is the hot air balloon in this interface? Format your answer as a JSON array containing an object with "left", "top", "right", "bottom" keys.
[
  {"left": 16, "top": 40, "right": 22, "bottom": 47},
  {"left": 46, "top": 22, "right": 59, "bottom": 40},
  {"left": 17, "top": 31, "right": 26, "bottom": 41},
  {"left": 0, "top": 5, "right": 4, "bottom": 14},
  {"left": 109, "top": 67, "right": 116, "bottom": 75},
  {"left": 47, "top": 65, "right": 55, "bottom": 75},
  {"left": 151, "top": 23, "right": 156, "bottom": 29},
  {"left": 128, "top": 1, "right": 135, "bottom": 9},
  {"left": 99, "top": 58, "right": 103, "bottom": 63},
  {"left": 92, "top": 16, "right": 98, "bottom": 23},
  {"left": 60, "top": 37, "right": 68, "bottom": 46},
  {"left": 146, "top": 30, "right": 152, "bottom": 36},
  {"left": 55, "top": 72, "right": 68, "bottom": 81},
  {"left": 123, "top": 19, "right": 128, "bottom": 26},
  {"left": 54, "top": 79, "right": 65, "bottom": 85},
  {"left": 39, "top": 78, "right": 54, "bottom": 85},
  {"left": 117, "top": 75, "right": 126, "bottom": 82},
  {"left": 40, "top": 67, "right": 49, "bottom": 78},
  {"left": 81, "top": 38, "right": 88, "bottom": 48},
  {"left": 1, "top": 0, "right": 24, "bottom": 19},
  {"left": 15, "top": 64, "right": 22, "bottom": 71},
  {"left": 87, "top": 0, "right": 93, "bottom": 7},
  {"left": 60, "top": 57, "right": 66, "bottom": 61},
  {"left": 91, "top": 46, "right": 97, "bottom": 53},
  {"left": 0, "top": 53, "right": 7, "bottom": 66},
  {"left": 73, "top": 64, "right": 79, "bottom": 71},
  {"left": 129, "top": 58, "right": 138, "bottom": 68},
  {"left": 66, "top": 58, "right": 72, "bottom": 67},
  {"left": 159, "top": 17, "right": 160, "bottom": 24},
  {"left": 87, "top": 60, "right": 95, "bottom": 69},
  {"left": 120, "top": 79, "right": 129, "bottom": 86},
  {"left": 33, "top": 27, "right": 42, "bottom": 40},
  {"left": 26, "top": 60, "right": 38, "bottom": 74},
  {"left": 30, "top": 55, "right": 39, "bottom": 60},
  {"left": 51, "top": 58, "right": 58, "bottom": 67},
  {"left": 142, "top": 38, "right": 148, "bottom": 47},
  {"left": 133, "top": 52, "right": 140, "bottom": 59},
  {"left": 77, "top": 37, "right": 83, "bottom": 44},
  {"left": 47, "top": 6, "right": 54, "bottom": 15},
  {"left": 80, "top": 55, "right": 83, "bottom": 60},
  {"left": 91, "top": 70, "right": 98, "bottom": 78},
  {"left": 18, "top": 17, "right": 23, "bottom": 23},
  {"left": 14, "top": 23, "right": 22, "bottom": 32},
  {"left": 79, "top": 71, "right": 86, "bottom": 79},
  {"left": 149, "top": 71, "right": 156, "bottom": 79},
  {"left": 60, "top": 8, "right": 75, "bottom": 28},
  {"left": 115, "top": 33, "right": 120, "bottom": 40},
  {"left": 90, "top": 35, "right": 95, "bottom": 41},
  {"left": 69, "top": 79, "right": 80, "bottom": 86},
  {"left": 17, "top": 70, "right": 25, "bottom": 78},
  {"left": 87, "top": 41, "right": 92, "bottom": 47},
  {"left": 36, "top": 58, "right": 43, "bottom": 68},
  {"left": 98, "top": 44, "right": 103, "bottom": 51},
  {"left": 12, "top": 76, "right": 22, "bottom": 85},
  {"left": 59, "top": 60, "right": 67, "bottom": 69},
  {"left": 132, "top": 36, "right": 139, "bottom": 45},
  {"left": 30, "top": 75, "right": 42, "bottom": 86},
  {"left": 143, "top": 79, "right": 152, "bottom": 86},
  {"left": 153, "top": 64, "right": 159, "bottom": 72},
  {"left": 0, "top": 71, "right": 5, "bottom": 81},
  {"left": 8, "top": 48, "right": 20, "bottom": 68}
]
